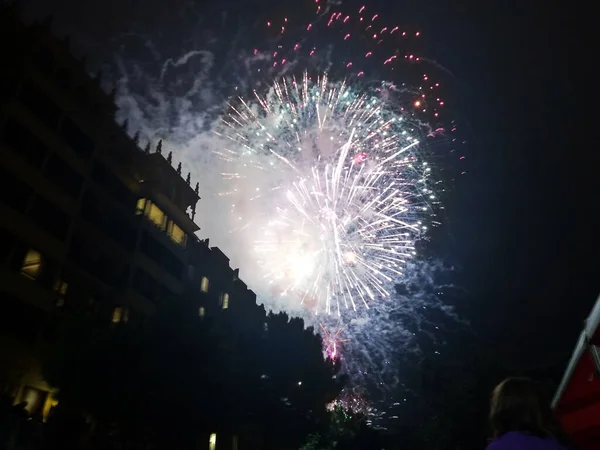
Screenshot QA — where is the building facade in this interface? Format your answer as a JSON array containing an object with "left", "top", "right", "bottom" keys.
[{"left": 0, "top": 5, "right": 258, "bottom": 439}]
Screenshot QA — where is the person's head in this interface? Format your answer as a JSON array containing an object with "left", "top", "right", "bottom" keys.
[{"left": 490, "top": 377, "right": 565, "bottom": 441}]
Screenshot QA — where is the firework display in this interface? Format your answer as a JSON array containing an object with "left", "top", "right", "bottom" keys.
[
  {"left": 216, "top": 72, "right": 436, "bottom": 317},
  {"left": 209, "top": 2, "right": 457, "bottom": 325},
  {"left": 108, "top": 0, "right": 465, "bottom": 417},
  {"left": 184, "top": 5, "right": 466, "bottom": 416}
]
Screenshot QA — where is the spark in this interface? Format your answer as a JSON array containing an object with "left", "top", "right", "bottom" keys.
[{"left": 320, "top": 323, "right": 350, "bottom": 360}]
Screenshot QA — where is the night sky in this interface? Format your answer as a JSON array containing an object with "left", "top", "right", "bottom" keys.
[
  {"left": 429, "top": 0, "right": 597, "bottom": 369},
  {"left": 21, "top": 0, "right": 597, "bottom": 378}
]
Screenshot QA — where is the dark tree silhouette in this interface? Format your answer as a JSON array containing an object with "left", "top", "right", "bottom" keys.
[
  {"left": 43, "top": 303, "right": 344, "bottom": 449},
  {"left": 255, "top": 312, "right": 346, "bottom": 449}
]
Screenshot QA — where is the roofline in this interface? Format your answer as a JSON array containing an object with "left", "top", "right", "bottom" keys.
[
  {"left": 552, "top": 293, "right": 600, "bottom": 408},
  {"left": 552, "top": 331, "right": 587, "bottom": 408},
  {"left": 584, "top": 293, "right": 600, "bottom": 341}
]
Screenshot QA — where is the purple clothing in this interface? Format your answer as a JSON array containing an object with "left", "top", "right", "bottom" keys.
[{"left": 486, "top": 432, "right": 568, "bottom": 450}]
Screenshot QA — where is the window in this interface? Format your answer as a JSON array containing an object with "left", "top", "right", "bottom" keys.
[
  {"left": 136, "top": 198, "right": 146, "bottom": 215},
  {"left": 232, "top": 436, "right": 239, "bottom": 450},
  {"left": 92, "top": 163, "right": 136, "bottom": 209},
  {"left": 159, "top": 285, "right": 178, "bottom": 304},
  {"left": 200, "top": 276, "right": 209, "bottom": 293},
  {"left": 55, "top": 280, "right": 68, "bottom": 296},
  {"left": 209, "top": 433, "right": 217, "bottom": 450},
  {"left": 113, "top": 220, "right": 137, "bottom": 252},
  {"left": 82, "top": 191, "right": 135, "bottom": 250},
  {"left": 27, "top": 196, "right": 70, "bottom": 241},
  {"left": 199, "top": 306, "right": 205, "bottom": 318},
  {"left": 19, "top": 82, "right": 61, "bottom": 130},
  {"left": 133, "top": 269, "right": 157, "bottom": 301},
  {"left": 140, "top": 232, "right": 165, "bottom": 263},
  {"left": 220, "top": 292, "right": 229, "bottom": 309},
  {"left": 54, "top": 279, "right": 68, "bottom": 307},
  {"left": 21, "top": 250, "right": 42, "bottom": 279},
  {"left": 3, "top": 117, "right": 49, "bottom": 168},
  {"left": 43, "top": 154, "right": 83, "bottom": 198},
  {"left": 167, "top": 221, "right": 186, "bottom": 246},
  {"left": 147, "top": 202, "right": 167, "bottom": 230},
  {"left": 59, "top": 116, "right": 94, "bottom": 158},
  {"left": 0, "top": 165, "right": 33, "bottom": 213},
  {"left": 68, "top": 234, "right": 129, "bottom": 290},
  {"left": 162, "top": 251, "right": 183, "bottom": 279},
  {"left": 112, "top": 307, "right": 122, "bottom": 323},
  {"left": 138, "top": 200, "right": 187, "bottom": 248}
]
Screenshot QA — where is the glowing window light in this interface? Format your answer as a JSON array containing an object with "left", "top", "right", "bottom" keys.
[
  {"left": 21, "top": 250, "right": 42, "bottom": 279},
  {"left": 146, "top": 202, "right": 167, "bottom": 230},
  {"left": 167, "top": 221, "right": 187, "bottom": 247},
  {"left": 55, "top": 280, "right": 69, "bottom": 297},
  {"left": 112, "top": 307, "right": 122, "bottom": 324},
  {"left": 221, "top": 292, "right": 229, "bottom": 309},
  {"left": 135, "top": 198, "right": 146, "bottom": 215},
  {"left": 209, "top": 433, "right": 217, "bottom": 450},
  {"left": 54, "top": 279, "right": 69, "bottom": 307},
  {"left": 200, "top": 277, "right": 210, "bottom": 293},
  {"left": 199, "top": 306, "right": 205, "bottom": 318}
]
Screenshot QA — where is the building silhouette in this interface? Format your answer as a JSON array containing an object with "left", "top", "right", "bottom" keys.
[{"left": 0, "top": 3, "right": 261, "bottom": 437}]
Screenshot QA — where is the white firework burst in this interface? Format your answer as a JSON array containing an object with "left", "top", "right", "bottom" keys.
[{"left": 214, "top": 72, "right": 436, "bottom": 317}]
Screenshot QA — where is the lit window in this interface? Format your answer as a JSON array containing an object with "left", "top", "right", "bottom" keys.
[
  {"left": 54, "top": 279, "right": 68, "bottom": 307},
  {"left": 136, "top": 198, "right": 146, "bottom": 215},
  {"left": 200, "top": 276, "right": 209, "bottom": 293},
  {"left": 167, "top": 221, "right": 187, "bottom": 246},
  {"left": 232, "top": 436, "right": 239, "bottom": 450},
  {"left": 199, "top": 306, "right": 205, "bottom": 318},
  {"left": 220, "top": 292, "right": 229, "bottom": 309},
  {"left": 112, "top": 307, "right": 122, "bottom": 323},
  {"left": 146, "top": 202, "right": 167, "bottom": 230},
  {"left": 209, "top": 433, "right": 217, "bottom": 450},
  {"left": 21, "top": 250, "right": 42, "bottom": 279},
  {"left": 55, "top": 280, "right": 68, "bottom": 297}
]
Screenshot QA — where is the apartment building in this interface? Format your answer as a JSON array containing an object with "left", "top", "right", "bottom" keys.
[{"left": 0, "top": 4, "right": 258, "bottom": 429}]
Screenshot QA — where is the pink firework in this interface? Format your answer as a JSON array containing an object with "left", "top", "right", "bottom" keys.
[
  {"left": 253, "top": 3, "right": 451, "bottom": 125},
  {"left": 320, "top": 323, "right": 350, "bottom": 360}
]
